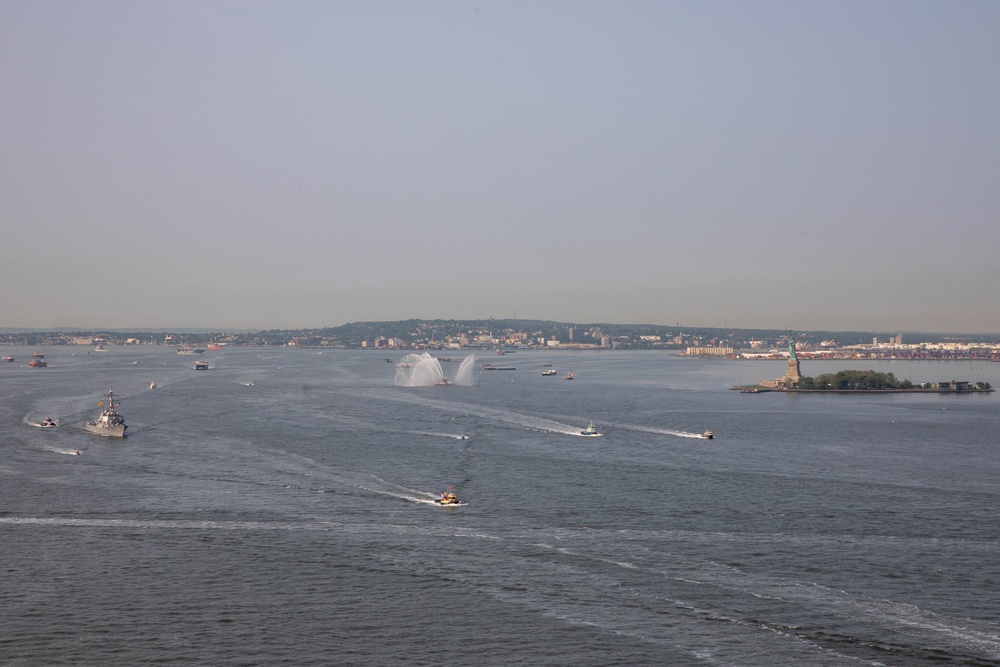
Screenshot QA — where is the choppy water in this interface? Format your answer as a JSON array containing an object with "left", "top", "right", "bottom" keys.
[{"left": 2, "top": 347, "right": 998, "bottom": 666}]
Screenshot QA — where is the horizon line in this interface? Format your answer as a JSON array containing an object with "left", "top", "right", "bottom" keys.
[{"left": 2, "top": 321, "right": 1000, "bottom": 337}]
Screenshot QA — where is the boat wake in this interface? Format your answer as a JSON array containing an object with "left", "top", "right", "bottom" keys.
[
  {"left": 406, "top": 431, "right": 471, "bottom": 440},
  {"left": 44, "top": 447, "right": 81, "bottom": 456},
  {"left": 362, "top": 477, "right": 461, "bottom": 506},
  {"left": 607, "top": 422, "right": 707, "bottom": 439},
  {"left": 367, "top": 390, "right": 587, "bottom": 436}
]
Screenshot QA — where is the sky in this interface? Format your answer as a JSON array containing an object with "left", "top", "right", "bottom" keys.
[{"left": 2, "top": 1, "right": 998, "bottom": 333}]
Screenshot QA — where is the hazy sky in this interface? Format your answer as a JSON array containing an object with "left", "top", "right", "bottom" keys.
[{"left": 3, "top": 1, "right": 998, "bottom": 332}]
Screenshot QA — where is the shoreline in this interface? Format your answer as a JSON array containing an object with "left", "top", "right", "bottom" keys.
[{"left": 731, "top": 386, "right": 994, "bottom": 394}]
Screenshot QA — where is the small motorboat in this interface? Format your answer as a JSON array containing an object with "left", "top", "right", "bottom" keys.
[
  {"left": 435, "top": 487, "right": 461, "bottom": 506},
  {"left": 150, "top": 380, "right": 157, "bottom": 389},
  {"left": 702, "top": 430, "right": 714, "bottom": 440},
  {"left": 542, "top": 369, "right": 557, "bottom": 376},
  {"left": 580, "top": 422, "right": 600, "bottom": 436},
  {"left": 36, "top": 417, "right": 58, "bottom": 428},
  {"left": 565, "top": 371, "right": 574, "bottom": 380}
]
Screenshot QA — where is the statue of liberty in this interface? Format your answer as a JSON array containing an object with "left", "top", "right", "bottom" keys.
[{"left": 785, "top": 331, "right": 801, "bottom": 384}]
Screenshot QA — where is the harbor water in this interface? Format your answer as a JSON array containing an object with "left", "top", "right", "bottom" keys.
[{"left": 2, "top": 348, "right": 998, "bottom": 665}]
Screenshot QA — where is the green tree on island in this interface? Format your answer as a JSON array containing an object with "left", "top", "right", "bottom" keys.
[{"left": 795, "top": 370, "right": 913, "bottom": 390}]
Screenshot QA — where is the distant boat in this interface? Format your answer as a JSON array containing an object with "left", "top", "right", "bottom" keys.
[
  {"left": 702, "top": 430, "right": 714, "bottom": 440},
  {"left": 32, "top": 352, "right": 44, "bottom": 358},
  {"left": 177, "top": 346, "right": 206, "bottom": 355},
  {"left": 194, "top": 360, "right": 209, "bottom": 370},
  {"left": 2, "top": 356, "right": 13, "bottom": 362},
  {"left": 580, "top": 421, "right": 600, "bottom": 436},
  {"left": 566, "top": 371, "right": 574, "bottom": 380},
  {"left": 28, "top": 359, "right": 48, "bottom": 367},
  {"left": 542, "top": 369, "right": 557, "bottom": 376},
  {"left": 207, "top": 344, "right": 223, "bottom": 351},
  {"left": 94, "top": 344, "right": 108, "bottom": 352},
  {"left": 150, "top": 380, "right": 157, "bottom": 390}
]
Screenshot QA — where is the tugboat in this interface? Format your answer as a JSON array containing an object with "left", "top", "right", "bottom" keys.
[
  {"left": 84, "top": 390, "right": 127, "bottom": 437},
  {"left": 434, "top": 486, "right": 461, "bottom": 506},
  {"left": 702, "top": 430, "right": 714, "bottom": 440},
  {"left": 580, "top": 421, "right": 600, "bottom": 436}
]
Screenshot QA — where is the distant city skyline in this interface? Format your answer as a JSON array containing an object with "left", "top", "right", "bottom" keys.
[{"left": 3, "top": 2, "right": 998, "bottom": 333}]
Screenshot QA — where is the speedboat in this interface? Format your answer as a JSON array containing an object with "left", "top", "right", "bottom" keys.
[
  {"left": 150, "top": 380, "right": 157, "bottom": 389},
  {"left": 702, "top": 430, "right": 714, "bottom": 440},
  {"left": 36, "top": 417, "right": 58, "bottom": 428},
  {"left": 542, "top": 369, "right": 557, "bottom": 376},
  {"left": 435, "top": 487, "right": 461, "bottom": 506},
  {"left": 580, "top": 422, "right": 599, "bottom": 436},
  {"left": 84, "top": 390, "right": 127, "bottom": 437}
]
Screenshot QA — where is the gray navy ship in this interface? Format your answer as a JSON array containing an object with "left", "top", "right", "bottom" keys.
[{"left": 84, "top": 390, "right": 127, "bottom": 437}]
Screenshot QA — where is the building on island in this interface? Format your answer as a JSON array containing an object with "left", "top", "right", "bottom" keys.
[{"left": 685, "top": 346, "right": 734, "bottom": 357}]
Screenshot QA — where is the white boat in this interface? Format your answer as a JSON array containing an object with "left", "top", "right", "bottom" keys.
[
  {"left": 84, "top": 390, "right": 127, "bottom": 437},
  {"left": 34, "top": 417, "right": 58, "bottom": 428},
  {"left": 580, "top": 421, "right": 600, "bottom": 436},
  {"left": 194, "top": 360, "right": 209, "bottom": 370},
  {"left": 702, "top": 430, "right": 714, "bottom": 440},
  {"left": 542, "top": 369, "right": 557, "bottom": 376},
  {"left": 94, "top": 344, "right": 108, "bottom": 352},
  {"left": 150, "top": 380, "right": 157, "bottom": 390}
]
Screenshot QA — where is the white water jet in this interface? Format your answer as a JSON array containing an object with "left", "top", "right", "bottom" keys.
[
  {"left": 394, "top": 352, "right": 477, "bottom": 387},
  {"left": 394, "top": 353, "right": 444, "bottom": 386},
  {"left": 452, "top": 354, "right": 477, "bottom": 386}
]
